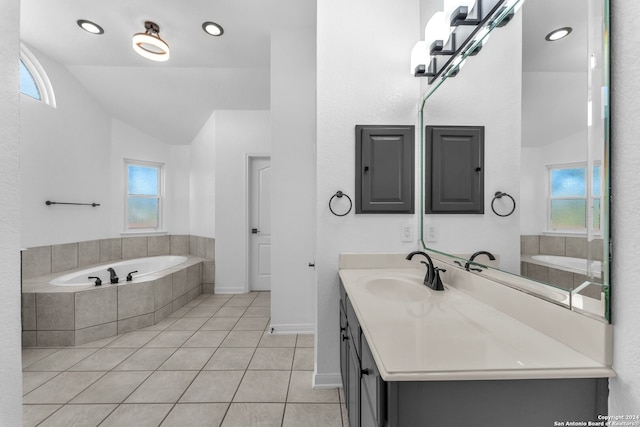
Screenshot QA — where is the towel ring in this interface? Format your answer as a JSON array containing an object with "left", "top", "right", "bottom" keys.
[
  {"left": 491, "top": 191, "right": 516, "bottom": 217},
  {"left": 329, "top": 191, "right": 352, "bottom": 217}
]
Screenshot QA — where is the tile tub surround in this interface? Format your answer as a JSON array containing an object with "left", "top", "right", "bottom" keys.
[
  {"left": 22, "top": 256, "right": 206, "bottom": 347},
  {"left": 521, "top": 235, "right": 604, "bottom": 261},
  {"left": 22, "top": 292, "right": 345, "bottom": 427}
]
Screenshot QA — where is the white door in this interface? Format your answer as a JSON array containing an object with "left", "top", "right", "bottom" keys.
[{"left": 249, "top": 157, "right": 271, "bottom": 291}]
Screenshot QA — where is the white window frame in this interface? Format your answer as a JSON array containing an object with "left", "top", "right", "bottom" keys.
[
  {"left": 124, "top": 159, "right": 165, "bottom": 232},
  {"left": 546, "top": 162, "right": 602, "bottom": 234},
  {"left": 20, "top": 42, "right": 56, "bottom": 107}
]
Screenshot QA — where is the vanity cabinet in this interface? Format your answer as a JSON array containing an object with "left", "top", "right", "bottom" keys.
[{"left": 339, "top": 281, "right": 609, "bottom": 427}]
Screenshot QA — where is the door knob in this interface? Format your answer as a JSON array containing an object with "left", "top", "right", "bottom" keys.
[{"left": 251, "top": 228, "right": 260, "bottom": 234}]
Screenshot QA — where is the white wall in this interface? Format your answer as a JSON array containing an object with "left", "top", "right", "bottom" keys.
[
  {"left": 213, "top": 110, "right": 271, "bottom": 293},
  {"left": 609, "top": 0, "right": 640, "bottom": 414},
  {"left": 189, "top": 112, "right": 216, "bottom": 238},
  {"left": 20, "top": 46, "right": 111, "bottom": 247},
  {"left": 109, "top": 119, "right": 190, "bottom": 236},
  {"left": 421, "top": 13, "right": 523, "bottom": 274},
  {"left": 0, "top": 1, "right": 23, "bottom": 425},
  {"left": 316, "top": 0, "right": 421, "bottom": 385},
  {"left": 270, "top": 26, "right": 317, "bottom": 334}
]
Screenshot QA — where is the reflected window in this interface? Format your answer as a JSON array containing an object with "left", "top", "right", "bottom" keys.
[
  {"left": 19, "top": 60, "right": 41, "bottom": 100},
  {"left": 125, "top": 160, "right": 163, "bottom": 230},
  {"left": 549, "top": 164, "right": 601, "bottom": 231}
]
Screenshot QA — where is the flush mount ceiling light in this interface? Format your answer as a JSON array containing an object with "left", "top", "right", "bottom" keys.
[
  {"left": 202, "top": 21, "right": 224, "bottom": 36},
  {"left": 132, "top": 21, "right": 170, "bottom": 62},
  {"left": 77, "top": 19, "right": 104, "bottom": 35},
  {"left": 545, "top": 27, "right": 572, "bottom": 41}
]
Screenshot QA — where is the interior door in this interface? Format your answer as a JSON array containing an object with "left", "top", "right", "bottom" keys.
[{"left": 249, "top": 157, "right": 271, "bottom": 291}]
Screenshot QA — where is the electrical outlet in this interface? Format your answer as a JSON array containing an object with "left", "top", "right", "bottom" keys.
[
  {"left": 426, "top": 225, "right": 438, "bottom": 242},
  {"left": 401, "top": 224, "right": 413, "bottom": 242}
]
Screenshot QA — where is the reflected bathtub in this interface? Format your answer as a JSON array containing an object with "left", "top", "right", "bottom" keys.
[{"left": 530, "top": 255, "right": 602, "bottom": 276}]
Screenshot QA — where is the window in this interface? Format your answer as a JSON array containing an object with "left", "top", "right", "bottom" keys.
[
  {"left": 125, "top": 160, "right": 163, "bottom": 230},
  {"left": 19, "top": 43, "right": 56, "bottom": 107},
  {"left": 548, "top": 164, "right": 601, "bottom": 231}
]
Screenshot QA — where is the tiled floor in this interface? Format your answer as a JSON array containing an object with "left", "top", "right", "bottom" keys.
[{"left": 22, "top": 292, "right": 347, "bottom": 427}]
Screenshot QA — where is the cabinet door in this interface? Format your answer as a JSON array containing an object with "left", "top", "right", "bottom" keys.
[
  {"left": 340, "top": 303, "right": 348, "bottom": 392},
  {"left": 356, "top": 125, "right": 415, "bottom": 213},
  {"left": 347, "top": 338, "right": 361, "bottom": 427},
  {"left": 361, "top": 337, "right": 386, "bottom": 427},
  {"left": 425, "top": 125, "right": 484, "bottom": 214}
]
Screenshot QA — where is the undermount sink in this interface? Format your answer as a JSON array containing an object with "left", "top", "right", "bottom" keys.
[{"left": 364, "top": 276, "right": 429, "bottom": 302}]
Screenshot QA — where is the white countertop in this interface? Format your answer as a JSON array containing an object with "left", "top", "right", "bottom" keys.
[{"left": 339, "top": 267, "right": 615, "bottom": 382}]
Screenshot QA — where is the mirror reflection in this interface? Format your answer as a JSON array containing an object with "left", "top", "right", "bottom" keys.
[{"left": 419, "top": 0, "right": 609, "bottom": 321}]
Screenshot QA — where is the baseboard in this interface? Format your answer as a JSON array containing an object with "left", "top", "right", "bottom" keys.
[
  {"left": 313, "top": 371, "right": 342, "bottom": 389},
  {"left": 268, "top": 323, "right": 315, "bottom": 335}
]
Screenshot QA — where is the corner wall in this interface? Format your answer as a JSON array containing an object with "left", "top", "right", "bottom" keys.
[{"left": 0, "top": 0, "right": 24, "bottom": 424}]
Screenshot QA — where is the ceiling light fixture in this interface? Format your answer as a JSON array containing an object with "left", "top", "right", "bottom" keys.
[
  {"left": 202, "top": 21, "right": 224, "bottom": 36},
  {"left": 132, "top": 21, "right": 170, "bottom": 62},
  {"left": 77, "top": 19, "right": 104, "bottom": 35},
  {"left": 545, "top": 27, "right": 572, "bottom": 42}
]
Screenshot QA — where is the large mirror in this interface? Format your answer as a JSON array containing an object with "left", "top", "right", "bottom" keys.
[{"left": 418, "top": 0, "right": 610, "bottom": 321}]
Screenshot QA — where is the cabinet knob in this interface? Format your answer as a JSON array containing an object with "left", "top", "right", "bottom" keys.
[
  {"left": 342, "top": 335, "right": 348, "bottom": 341},
  {"left": 361, "top": 368, "right": 370, "bottom": 376}
]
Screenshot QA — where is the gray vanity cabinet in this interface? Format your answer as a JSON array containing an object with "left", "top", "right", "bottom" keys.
[{"left": 355, "top": 125, "right": 415, "bottom": 214}]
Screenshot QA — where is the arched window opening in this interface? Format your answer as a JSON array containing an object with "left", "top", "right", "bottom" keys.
[{"left": 19, "top": 43, "right": 56, "bottom": 107}]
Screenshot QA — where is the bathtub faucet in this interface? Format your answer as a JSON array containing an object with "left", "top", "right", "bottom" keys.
[
  {"left": 126, "top": 271, "right": 138, "bottom": 281},
  {"left": 107, "top": 268, "right": 119, "bottom": 284},
  {"left": 88, "top": 276, "right": 102, "bottom": 286}
]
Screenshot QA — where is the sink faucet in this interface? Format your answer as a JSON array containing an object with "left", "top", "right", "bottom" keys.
[
  {"left": 464, "top": 251, "right": 496, "bottom": 271},
  {"left": 406, "top": 251, "right": 444, "bottom": 291},
  {"left": 107, "top": 267, "right": 119, "bottom": 284}
]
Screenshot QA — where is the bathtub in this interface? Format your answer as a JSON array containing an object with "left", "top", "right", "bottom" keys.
[
  {"left": 530, "top": 255, "right": 602, "bottom": 275},
  {"left": 50, "top": 255, "right": 188, "bottom": 286}
]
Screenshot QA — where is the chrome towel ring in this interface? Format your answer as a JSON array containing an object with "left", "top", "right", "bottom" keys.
[
  {"left": 329, "top": 191, "right": 352, "bottom": 217},
  {"left": 491, "top": 191, "right": 515, "bottom": 217}
]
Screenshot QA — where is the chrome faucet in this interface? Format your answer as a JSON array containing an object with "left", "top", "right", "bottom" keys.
[
  {"left": 406, "top": 250, "right": 444, "bottom": 291},
  {"left": 107, "top": 267, "right": 119, "bottom": 284},
  {"left": 464, "top": 251, "right": 496, "bottom": 271}
]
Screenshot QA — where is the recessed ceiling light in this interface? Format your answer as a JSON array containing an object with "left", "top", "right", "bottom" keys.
[
  {"left": 77, "top": 19, "right": 104, "bottom": 35},
  {"left": 545, "top": 27, "right": 572, "bottom": 42},
  {"left": 202, "top": 21, "right": 224, "bottom": 36}
]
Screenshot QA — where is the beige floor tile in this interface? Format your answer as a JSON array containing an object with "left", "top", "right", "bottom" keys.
[
  {"left": 197, "top": 299, "right": 228, "bottom": 308},
  {"left": 223, "top": 299, "right": 253, "bottom": 307},
  {"left": 126, "top": 371, "right": 198, "bottom": 403},
  {"left": 258, "top": 332, "right": 297, "bottom": 348},
  {"left": 70, "top": 371, "right": 152, "bottom": 404},
  {"left": 106, "top": 330, "right": 160, "bottom": 348},
  {"left": 23, "top": 348, "right": 97, "bottom": 372},
  {"left": 67, "top": 348, "right": 136, "bottom": 371},
  {"left": 183, "top": 330, "right": 229, "bottom": 347},
  {"left": 141, "top": 317, "right": 178, "bottom": 331},
  {"left": 248, "top": 348, "right": 294, "bottom": 370},
  {"left": 38, "top": 403, "right": 116, "bottom": 427},
  {"left": 99, "top": 403, "right": 173, "bottom": 427},
  {"left": 23, "top": 371, "right": 59, "bottom": 395},
  {"left": 221, "top": 403, "right": 284, "bottom": 427},
  {"left": 23, "top": 371, "right": 105, "bottom": 404},
  {"left": 160, "top": 403, "right": 229, "bottom": 427},
  {"left": 287, "top": 371, "right": 339, "bottom": 403},
  {"left": 282, "top": 403, "right": 343, "bottom": 427},
  {"left": 22, "top": 404, "right": 61, "bottom": 427},
  {"left": 233, "top": 317, "right": 270, "bottom": 331},
  {"left": 21, "top": 348, "right": 61, "bottom": 369},
  {"left": 114, "top": 347, "right": 176, "bottom": 371},
  {"left": 168, "top": 306, "right": 193, "bottom": 318},
  {"left": 214, "top": 306, "right": 247, "bottom": 318},
  {"left": 200, "top": 317, "right": 239, "bottom": 331},
  {"left": 144, "top": 330, "right": 194, "bottom": 347},
  {"left": 183, "top": 306, "right": 220, "bottom": 317},
  {"left": 341, "top": 403, "right": 348, "bottom": 426},
  {"left": 220, "top": 331, "right": 263, "bottom": 348},
  {"left": 204, "top": 348, "right": 255, "bottom": 371},
  {"left": 166, "top": 317, "right": 208, "bottom": 331},
  {"left": 244, "top": 306, "right": 271, "bottom": 317},
  {"left": 180, "top": 371, "right": 244, "bottom": 403},
  {"left": 73, "top": 335, "right": 119, "bottom": 348},
  {"left": 296, "top": 334, "right": 315, "bottom": 348},
  {"left": 159, "top": 347, "right": 216, "bottom": 370},
  {"left": 292, "top": 347, "right": 314, "bottom": 371},
  {"left": 233, "top": 370, "right": 291, "bottom": 403}
]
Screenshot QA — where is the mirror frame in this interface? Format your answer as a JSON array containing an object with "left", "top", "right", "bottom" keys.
[{"left": 418, "top": 0, "right": 611, "bottom": 322}]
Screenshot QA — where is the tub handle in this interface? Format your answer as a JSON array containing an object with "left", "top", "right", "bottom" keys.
[
  {"left": 126, "top": 271, "right": 139, "bottom": 281},
  {"left": 88, "top": 276, "right": 102, "bottom": 286}
]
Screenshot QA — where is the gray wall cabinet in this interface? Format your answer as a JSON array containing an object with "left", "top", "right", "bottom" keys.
[
  {"left": 339, "top": 281, "right": 608, "bottom": 427},
  {"left": 425, "top": 125, "right": 484, "bottom": 214},
  {"left": 355, "top": 125, "right": 414, "bottom": 214}
]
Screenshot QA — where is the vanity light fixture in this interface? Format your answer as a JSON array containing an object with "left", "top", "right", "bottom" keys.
[
  {"left": 77, "top": 19, "right": 104, "bottom": 35},
  {"left": 545, "top": 27, "right": 572, "bottom": 41},
  {"left": 202, "top": 21, "right": 224, "bottom": 36},
  {"left": 132, "top": 21, "right": 170, "bottom": 62}
]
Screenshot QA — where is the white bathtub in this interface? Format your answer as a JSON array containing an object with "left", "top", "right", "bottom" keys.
[
  {"left": 50, "top": 255, "right": 188, "bottom": 286},
  {"left": 530, "top": 255, "right": 602, "bottom": 275}
]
